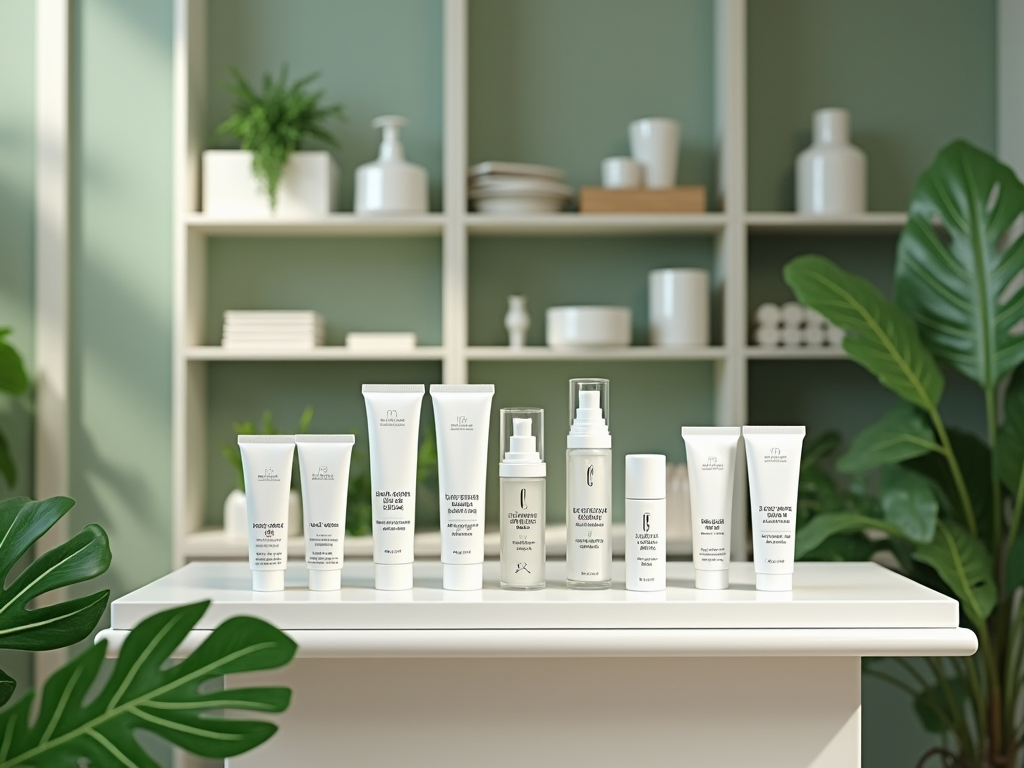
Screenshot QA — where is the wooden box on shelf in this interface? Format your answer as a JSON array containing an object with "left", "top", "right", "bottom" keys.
[{"left": 578, "top": 185, "right": 707, "bottom": 214}]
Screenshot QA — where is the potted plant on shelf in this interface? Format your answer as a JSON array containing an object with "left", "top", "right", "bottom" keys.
[
  {"left": 785, "top": 140, "right": 1024, "bottom": 768},
  {"left": 203, "top": 65, "right": 344, "bottom": 217},
  {"left": 220, "top": 407, "right": 313, "bottom": 538}
]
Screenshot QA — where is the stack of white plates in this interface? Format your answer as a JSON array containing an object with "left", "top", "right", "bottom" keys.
[
  {"left": 468, "top": 162, "right": 572, "bottom": 214},
  {"left": 222, "top": 310, "right": 325, "bottom": 351}
]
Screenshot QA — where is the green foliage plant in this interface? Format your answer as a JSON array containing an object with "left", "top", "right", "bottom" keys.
[
  {"left": 220, "top": 407, "right": 313, "bottom": 491},
  {"left": 217, "top": 65, "right": 344, "bottom": 210},
  {"left": 0, "top": 331, "right": 28, "bottom": 488},
  {"left": 784, "top": 140, "right": 1024, "bottom": 767},
  {"left": 0, "top": 496, "right": 296, "bottom": 765}
]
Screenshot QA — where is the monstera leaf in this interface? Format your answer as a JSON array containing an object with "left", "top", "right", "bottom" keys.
[
  {"left": 0, "top": 601, "right": 296, "bottom": 767},
  {"left": 998, "top": 367, "right": 1024, "bottom": 496},
  {"left": 913, "top": 521, "right": 996, "bottom": 627},
  {"left": 784, "top": 256, "right": 945, "bottom": 412},
  {"left": 795, "top": 512, "right": 906, "bottom": 560},
  {"left": 836, "top": 404, "right": 939, "bottom": 473},
  {"left": 0, "top": 497, "right": 111, "bottom": 705},
  {"left": 896, "top": 141, "right": 1024, "bottom": 389},
  {"left": 0, "top": 330, "right": 28, "bottom": 488}
]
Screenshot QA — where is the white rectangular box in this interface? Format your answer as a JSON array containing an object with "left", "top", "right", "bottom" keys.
[{"left": 202, "top": 150, "right": 339, "bottom": 217}]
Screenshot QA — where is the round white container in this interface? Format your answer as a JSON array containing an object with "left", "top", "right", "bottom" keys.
[
  {"left": 546, "top": 306, "right": 632, "bottom": 348},
  {"left": 601, "top": 156, "right": 644, "bottom": 189},
  {"left": 648, "top": 268, "right": 710, "bottom": 347},
  {"left": 628, "top": 117, "right": 680, "bottom": 189},
  {"left": 796, "top": 108, "right": 867, "bottom": 215}
]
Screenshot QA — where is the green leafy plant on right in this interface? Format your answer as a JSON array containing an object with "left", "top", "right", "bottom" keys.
[
  {"left": 218, "top": 65, "right": 345, "bottom": 210},
  {"left": 0, "top": 330, "right": 28, "bottom": 489},
  {"left": 784, "top": 140, "right": 1024, "bottom": 767}
]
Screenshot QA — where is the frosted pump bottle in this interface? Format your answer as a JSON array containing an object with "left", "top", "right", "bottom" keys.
[
  {"left": 565, "top": 378, "right": 612, "bottom": 589},
  {"left": 499, "top": 409, "right": 546, "bottom": 589}
]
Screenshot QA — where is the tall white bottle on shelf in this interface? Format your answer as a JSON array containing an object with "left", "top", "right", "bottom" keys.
[
  {"left": 796, "top": 108, "right": 867, "bottom": 215},
  {"left": 565, "top": 378, "right": 613, "bottom": 589},
  {"left": 355, "top": 115, "right": 428, "bottom": 215}
]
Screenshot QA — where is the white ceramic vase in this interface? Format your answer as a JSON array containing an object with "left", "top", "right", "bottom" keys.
[
  {"left": 795, "top": 108, "right": 867, "bottom": 215},
  {"left": 504, "top": 295, "right": 530, "bottom": 347},
  {"left": 223, "top": 488, "right": 302, "bottom": 537}
]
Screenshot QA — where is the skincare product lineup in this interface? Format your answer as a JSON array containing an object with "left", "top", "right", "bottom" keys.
[{"left": 237, "top": 378, "right": 806, "bottom": 594}]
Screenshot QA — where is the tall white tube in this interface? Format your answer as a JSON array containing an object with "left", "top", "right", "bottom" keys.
[
  {"left": 743, "top": 426, "right": 806, "bottom": 591},
  {"left": 430, "top": 384, "right": 495, "bottom": 590},
  {"left": 238, "top": 435, "right": 295, "bottom": 592},
  {"left": 296, "top": 435, "right": 355, "bottom": 591},
  {"left": 362, "top": 384, "right": 425, "bottom": 590},
  {"left": 680, "top": 426, "right": 740, "bottom": 589}
]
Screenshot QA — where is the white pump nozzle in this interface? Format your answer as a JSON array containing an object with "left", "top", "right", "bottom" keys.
[
  {"left": 513, "top": 418, "right": 531, "bottom": 437},
  {"left": 372, "top": 115, "right": 408, "bottom": 161}
]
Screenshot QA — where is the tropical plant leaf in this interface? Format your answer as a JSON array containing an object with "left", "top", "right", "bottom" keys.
[
  {"left": 896, "top": 140, "right": 1024, "bottom": 388},
  {"left": 0, "top": 671, "right": 13, "bottom": 708},
  {"left": 799, "top": 532, "right": 880, "bottom": 562},
  {"left": 0, "top": 497, "right": 110, "bottom": 652},
  {"left": 836, "top": 404, "right": 939, "bottom": 473},
  {"left": 801, "top": 431, "right": 841, "bottom": 472},
  {"left": 997, "top": 366, "right": 1024, "bottom": 494},
  {"left": 0, "top": 430, "right": 15, "bottom": 488},
  {"left": 880, "top": 465, "right": 939, "bottom": 544},
  {"left": 0, "top": 330, "right": 28, "bottom": 396},
  {"left": 784, "top": 255, "right": 945, "bottom": 411},
  {"left": 913, "top": 677, "right": 968, "bottom": 734},
  {"left": 795, "top": 512, "right": 904, "bottom": 560},
  {"left": 1006, "top": 534, "right": 1024, "bottom": 593},
  {"left": 0, "top": 601, "right": 296, "bottom": 767},
  {"left": 913, "top": 521, "right": 996, "bottom": 626}
]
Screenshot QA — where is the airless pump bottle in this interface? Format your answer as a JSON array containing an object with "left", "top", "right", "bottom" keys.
[
  {"left": 499, "top": 408, "right": 546, "bottom": 590},
  {"left": 565, "top": 378, "right": 612, "bottom": 589}
]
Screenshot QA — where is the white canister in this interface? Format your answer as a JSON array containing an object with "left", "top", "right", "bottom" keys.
[
  {"left": 601, "top": 156, "right": 644, "bottom": 189},
  {"left": 628, "top": 118, "right": 680, "bottom": 189},
  {"left": 648, "top": 268, "right": 710, "bottom": 347},
  {"left": 625, "top": 454, "right": 666, "bottom": 592},
  {"left": 796, "top": 108, "right": 867, "bottom": 215}
]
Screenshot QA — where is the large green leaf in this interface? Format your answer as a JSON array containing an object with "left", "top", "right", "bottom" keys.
[
  {"left": 0, "top": 497, "right": 110, "bottom": 652},
  {"left": 880, "top": 465, "right": 939, "bottom": 544},
  {"left": 0, "top": 671, "right": 13, "bottom": 708},
  {"left": 795, "top": 512, "right": 905, "bottom": 560},
  {"left": 0, "top": 330, "right": 27, "bottom": 396},
  {"left": 913, "top": 521, "right": 996, "bottom": 626},
  {"left": 997, "top": 366, "right": 1024, "bottom": 494},
  {"left": 1005, "top": 535, "right": 1024, "bottom": 593},
  {"left": 784, "top": 255, "right": 945, "bottom": 410},
  {"left": 896, "top": 140, "right": 1024, "bottom": 388},
  {"left": 0, "top": 601, "right": 296, "bottom": 767},
  {"left": 836, "top": 404, "right": 939, "bottom": 473},
  {"left": 0, "top": 431, "right": 14, "bottom": 489},
  {"left": 913, "top": 677, "right": 968, "bottom": 734}
]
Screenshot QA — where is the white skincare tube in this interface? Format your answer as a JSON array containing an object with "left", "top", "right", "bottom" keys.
[
  {"left": 362, "top": 384, "right": 425, "bottom": 590},
  {"left": 238, "top": 435, "right": 296, "bottom": 592},
  {"left": 680, "top": 427, "right": 741, "bottom": 589},
  {"left": 430, "top": 384, "right": 495, "bottom": 590},
  {"left": 742, "top": 426, "right": 806, "bottom": 591},
  {"left": 296, "top": 435, "right": 355, "bottom": 591}
]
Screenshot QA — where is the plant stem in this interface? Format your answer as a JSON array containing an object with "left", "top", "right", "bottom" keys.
[
  {"left": 986, "top": 386, "right": 1004, "bottom": 553},
  {"left": 924, "top": 657, "right": 976, "bottom": 753},
  {"left": 929, "top": 408, "right": 978, "bottom": 536},
  {"left": 1007, "top": 467, "right": 1024, "bottom": 547}
]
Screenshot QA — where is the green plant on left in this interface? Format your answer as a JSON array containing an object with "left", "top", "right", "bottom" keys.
[
  {"left": 0, "top": 496, "right": 297, "bottom": 766},
  {"left": 218, "top": 65, "right": 344, "bottom": 210},
  {"left": 0, "top": 330, "right": 28, "bottom": 489}
]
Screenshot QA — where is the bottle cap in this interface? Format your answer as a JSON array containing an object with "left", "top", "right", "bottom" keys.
[
  {"left": 443, "top": 563, "right": 483, "bottom": 591},
  {"left": 375, "top": 563, "right": 413, "bottom": 591},
  {"left": 567, "top": 378, "right": 611, "bottom": 449},
  {"left": 308, "top": 569, "right": 341, "bottom": 591},
  {"left": 499, "top": 408, "right": 546, "bottom": 478},
  {"left": 625, "top": 454, "right": 666, "bottom": 499},
  {"left": 695, "top": 569, "right": 729, "bottom": 590},
  {"left": 756, "top": 572, "right": 793, "bottom": 592},
  {"left": 252, "top": 570, "right": 285, "bottom": 592}
]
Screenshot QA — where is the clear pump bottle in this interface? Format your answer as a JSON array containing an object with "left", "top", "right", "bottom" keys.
[
  {"left": 499, "top": 408, "right": 546, "bottom": 589},
  {"left": 565, "top": 378, "right": 612, "bottom": 589}
]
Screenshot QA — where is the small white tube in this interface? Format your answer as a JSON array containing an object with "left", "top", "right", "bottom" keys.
[
  {"left": 296, "top": 435, "right": 355, "bottom": 591},
  {"left": 743, "top": 426, "right": 806, "bottom": 591},
  {"left": 362, "top": 384, "right": 425, "bottom": 590},
  {"left": 430, "top": 384, "right": 495, "bottom": 590},
  {"left": 680, "top": 427, "right": 740, "bottom": 589},
  {"left": 238, "top": 435, "right": 296, "bottom": 592}
]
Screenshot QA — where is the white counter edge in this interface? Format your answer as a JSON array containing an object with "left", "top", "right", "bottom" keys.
[{"left": 95, "top": 627, "right": 978, "bottom": 659}]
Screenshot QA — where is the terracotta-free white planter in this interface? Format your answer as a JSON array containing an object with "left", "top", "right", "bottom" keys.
[
  {"left": 223, "top": 488, "right": 303, "bottom": 537},
  {"left": 202, "top": 150, "right": 339, "bottom": 217}
]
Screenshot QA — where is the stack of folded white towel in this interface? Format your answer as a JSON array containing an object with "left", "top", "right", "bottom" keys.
[
  {"left": 221, "top": 310, "right": 325, "bottom": 351},
  {"left": 752, "top": 302, "right": 844, "bottom": 348}
]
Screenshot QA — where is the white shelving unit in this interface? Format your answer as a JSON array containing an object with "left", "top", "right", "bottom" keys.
[{"left": 171, "top": 0, "right": 901, "bottom": 567}]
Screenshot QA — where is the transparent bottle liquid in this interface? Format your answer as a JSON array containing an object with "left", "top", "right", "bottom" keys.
[{"left": 498, "top": 409, "right": 546, "bottom": 590}]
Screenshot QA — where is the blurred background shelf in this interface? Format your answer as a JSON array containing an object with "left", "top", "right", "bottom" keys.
[
  {"left": 185, "top": 346, "right": 446, "bottom": 361},
  {"left": 745, "top": 347, "right": 848, "bottom": 360},
  {"left": 745, "top": 212, "right": 908, "bottom": 235},
  {"left": 184, "top": 212, "right": 446, "bottom": 237},
  {"left": 465, "top": 346, "right": 727, "bottom": 361},
  {"left": 465, "top": 213, "right": 726, "bottom": 236}
]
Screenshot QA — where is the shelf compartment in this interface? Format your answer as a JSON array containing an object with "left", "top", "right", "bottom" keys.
[
  {"left": 745, "top": 212, "right": 907, "bottom": 236},
  {"left": 185, "top": 213, "right": 446, "bottom": 237},
  {"left": 466, "top": 213, "right": 726, "bottom": 237},
  {"left": 745, "top": 346, "right": 847, "bottom": 361},
  {"left": 467, "top": 346, "right": 725, "bottom": 361},
  {"left": 186, "top": 346, "right": 446, "bottom": 362}
]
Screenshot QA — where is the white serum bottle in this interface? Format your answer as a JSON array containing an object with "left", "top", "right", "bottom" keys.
[
  {"left": 565, "top": 378, "right": 612, "bottom": 589},
  {"left": 499, "top": 408, "right": 546, "bottom": 590}
]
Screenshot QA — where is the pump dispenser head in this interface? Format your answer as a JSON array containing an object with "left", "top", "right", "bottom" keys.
[
  {"left": 372, "top": 115, "right": 408, "bottom": 161},
  {"left": 499, "top": 408, "right": 546, "bottom": 478},
  {"left": 567, "top": 378, "right": 611, "bottom": 449}
]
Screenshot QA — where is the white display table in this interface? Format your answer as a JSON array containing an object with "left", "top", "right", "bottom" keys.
[{"left": 99, "top": 561, "right": 976, "bottom": 768}]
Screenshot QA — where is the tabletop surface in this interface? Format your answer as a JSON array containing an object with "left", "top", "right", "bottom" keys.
[{"left": 109, "top": 560, "right": 961, "bottom": 631}]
